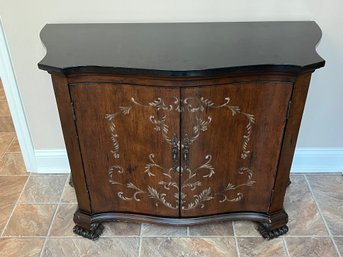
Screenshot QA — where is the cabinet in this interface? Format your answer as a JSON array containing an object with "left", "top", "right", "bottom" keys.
[{"left": 38, "top": 22, "right": 325, "bottom": 240}]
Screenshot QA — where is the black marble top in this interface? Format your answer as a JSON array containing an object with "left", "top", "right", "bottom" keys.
[{"left": 38, "top": 22, "right": 325, "bottom": 76}]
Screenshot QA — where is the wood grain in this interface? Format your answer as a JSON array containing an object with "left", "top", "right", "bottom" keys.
[
  {"left": 51, "top": 73, "right": 91, "bottom": 213},
  {"left": 180, "top": 81, "right": 292, "bottom": 216},
  {"left": 70, "top": 83, "right": 180, "bottom": 217}
]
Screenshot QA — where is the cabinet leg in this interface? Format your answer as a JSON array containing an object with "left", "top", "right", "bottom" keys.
[
  {"left": 69, "top": 176, "right": 74, "bottom": 187},
  {"left": 287, "top": 178, "right": 291, "bottom": 187},
  {"left": 257, "top": 223, "right": 288, "bottom": 240},
  {"left": 73, "top": 209, "right": 104, "bottom": 240},
  {"left": 73, "top": 223, "right": 104, "bottom": 240},
  {"left": 257, "top": 209, "right": 289, "bottom": 240}
]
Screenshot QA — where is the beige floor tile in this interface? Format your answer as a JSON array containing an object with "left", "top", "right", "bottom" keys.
[
  {"left": 103, "top": 221, "right": 141, "bottom": 236},
  {"left": 0, "top": 117, "right": 15, "bottom": 132},
  {"left": 4, "top": 204, "right": 56, "bottom": 236},
  {"left": 188, "top": 221, "right": 234, "bottom": 236},
  {"left": 0, "top": 132, "right": 15, "bottom": 155},
  {"left": 19, "top": 175, "right": 67, "bottom": 203},
  {"left": 0, "top": 83, "right": 5, "bottom": 101},
  {"left": 141, "top": 237, "right": 237, "bottom": 257},
  {"left": 49, "top": 204, "right": 77, "bottom": 237},
  {"left": 0, "top": 176, "right": 27, "bottom": 205},
  {"left": 49, "top": 204, "right": 141, "bottom": 237},
  {"left": 0, "top": 176, "right": 27, "bottom": 233},
  {"left": 0, "top": 203, "right": 15, "bottom": 235},
  {"left": 0, "top": 238, "right": 44, "bottom": 257},
  {"left": 307, "top": 175, "right": 343, "bottom": 236},
  {"left": 61, "top": 183, "right": 77, "bottom": 203},
  {"left": 237, "top": 237, "right": 287, "bottom": 257},
  {"left": 141, "top": 223, "right": 187, "bottom": 236},
  {"left": 333, "top": 237, "right": 343, "bottom": 256},
  {"left": 0, "top": 101, "right": 11, "bottom": 116},
  {"left": 42, "top": 238, "right": 139, "bottom": 257},
  {"left": 6, "top": 137, "right": 21, "bottom": 153},
  {"left": 0, "top": 153, "right": 27, "bottom": 175},
  {"left": 285, "top": 237, "right": 339, "bottom": 257},
  {"left": 234, "top": 221, "right": 260, "bottom": 237},
  {"left": 284, "top": 175, "right": 328, "bottom": 236}
]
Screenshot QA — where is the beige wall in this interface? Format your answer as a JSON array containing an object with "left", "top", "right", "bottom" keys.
[{"left": 0, "top": 0, "right": 342, "bottom": 149}]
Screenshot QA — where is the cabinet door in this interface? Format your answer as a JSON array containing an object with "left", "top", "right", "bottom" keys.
[
  {"left": 180, "top": 82, "right": 292, "bottom": 217},
  {"left": 70, "top": 84, "right": 180, "bottom": 217}
]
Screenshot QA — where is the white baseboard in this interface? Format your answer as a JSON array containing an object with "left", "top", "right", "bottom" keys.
[
  {"left": 33, "top": 147, "right": 343, "bottom": 174},
  {"left": 35, "top": 150, "right": 70, "bottom": 173},
  {"left": 291, "top": 148, "right": 343, "bottom": 173},
  {"left": 0, "top": 18, "right": 37, "bottom": 171}
]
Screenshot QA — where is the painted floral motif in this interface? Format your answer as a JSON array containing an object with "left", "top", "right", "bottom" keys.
[{"left": 106, "top": 96, "right": 256, "bottom": 210}]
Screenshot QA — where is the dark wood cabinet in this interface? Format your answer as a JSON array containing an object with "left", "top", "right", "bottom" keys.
[{"left": 38, "top": 22, "right": 325, "bottom": 240}]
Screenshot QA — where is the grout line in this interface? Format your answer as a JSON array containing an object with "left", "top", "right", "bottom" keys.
[
  {"left": 138, "top": 223, "right": 143, "bottom": 257},
  {"left": 1, "top": 236, "right": 47, "bottom": 239},
  {"left": 283, "top": 238, "right": 291, "bottom": 257},
  {"left": 3, "top": 135, "right": 16, "bottom": 153},
  {"left": 131, "top": 235, "right": 236, "bottom": 238},
  {"left": 39, "top": 175, "right": 69, "bottom": 257},
  {"left": 5, "top": 150, "right": 21, "bottom": 153},
  {"left": 330, "top": 237, "right": 342, "bottom": 257},
  {"left": 304, "top": 175, "right": 342, "bottom": 257},
  {"left": 0, "top": 235, "right": 240, "bottom": 238},
  {"left": 0, "top": 171, "right": 31, "bottom": 237},
  {"left": 5, "top": 234, "right": 337, "bottom": 239},
  {"left": 29, "top": 173, "right": 70, "bottom": 176},
  {"left": 302, "top": 173, "right": 343, "bottom": 176},
  {"left": 0, "top": 134, "right": 16, "bottom": 164},
  {"left": 280, "top": 235, "right": 332, "bottom": 238},
  {"left": 14, "top": 202, "right": 76, "bottom": 205},
  {"left": 232, "top": 221, "right": 241, "bottom": 257},
  {"left": 5, "top": 135, "right": 20, "bottom": 154},
  {"left": 2, "top": 233, "right": 339, "bottom": 239},
  {"left": 0, "top": 174, "right": 31, "bottom": 176}
]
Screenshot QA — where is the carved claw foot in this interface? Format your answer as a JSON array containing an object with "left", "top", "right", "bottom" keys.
[
  {"left": 73, "top": 223, "right": 104, "bottom": 240},
  {"left": 257, "top": 224, "right": 289, "bottom": 240}
]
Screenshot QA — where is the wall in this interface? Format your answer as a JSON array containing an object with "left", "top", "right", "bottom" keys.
[{"left": 0, "top": 0, "right": 342, "bottom": 170}]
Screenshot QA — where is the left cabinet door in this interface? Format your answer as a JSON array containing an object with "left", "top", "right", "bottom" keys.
[{"left": 70, "top": 83, "right": 181, "bottom": 217}]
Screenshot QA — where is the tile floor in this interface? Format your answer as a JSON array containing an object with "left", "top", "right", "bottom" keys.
[{"left": 0, "top": 81, "right": 342, "bottom": 256}]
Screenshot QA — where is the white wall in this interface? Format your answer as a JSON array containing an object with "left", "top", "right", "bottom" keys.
[{"left": 0, "top": 0, "right": 342, "bottom": 153}]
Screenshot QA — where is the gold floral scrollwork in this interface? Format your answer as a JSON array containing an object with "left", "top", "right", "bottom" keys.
[
  {"left": 147, "top": 186, "right": 178, "bottom": 209},
  {"left": 108, "top": 166, "right": 145, "bottom": 201},
  {"left": 241, "top": 114, "right": 255, "bottom": 159},
  {"left": 117, "top": 183, "right": 145, "bottom": 201},
  {"left": 106, "top": 95, "right": 256, "bottom": 210},
  {"left": 182, "top": 188, "right": 214, "bottom": 210},
  {"left": 105, "top": 106, "right": 131, "bottom": 159},
  {"left": 216, "top": 167, "right": 256, "bottom": 203}
]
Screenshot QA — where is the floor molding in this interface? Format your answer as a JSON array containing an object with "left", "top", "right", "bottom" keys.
[
  {"left": 291, "top": 148, "right": 343, "bottom": 173},
  {"left": 33, "top": 147, "right": 343, "bottom": 174},
  {"left": 35, "top": 150, "right": 70, "bottom": 173},
  {"left": 0, "top": 18, "right": 37, "bottom": 171}
]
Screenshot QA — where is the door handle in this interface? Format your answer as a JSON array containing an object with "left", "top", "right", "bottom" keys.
[
  {"left": 171, "top": 135, "right": 179, "bottom": 171},
  {"left": 182, "top": 134, "right": 190, "bottom": 168}
]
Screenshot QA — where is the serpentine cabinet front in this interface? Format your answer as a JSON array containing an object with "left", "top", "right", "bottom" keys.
[{"left": 69, "top": 80, "right": 293, "bottom": 217}]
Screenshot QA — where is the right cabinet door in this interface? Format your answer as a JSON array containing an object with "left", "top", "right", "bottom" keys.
[{"left": 180, "top": 81, "right": 293, "bottom": 217}]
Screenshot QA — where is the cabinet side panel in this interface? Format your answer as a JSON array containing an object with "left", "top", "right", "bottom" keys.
[
  {"left": 50, "top": 72, "right": 91, "bottom": 212},
  {"left": 270, "top": 72, "right": 312, "bottom": 212}
]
